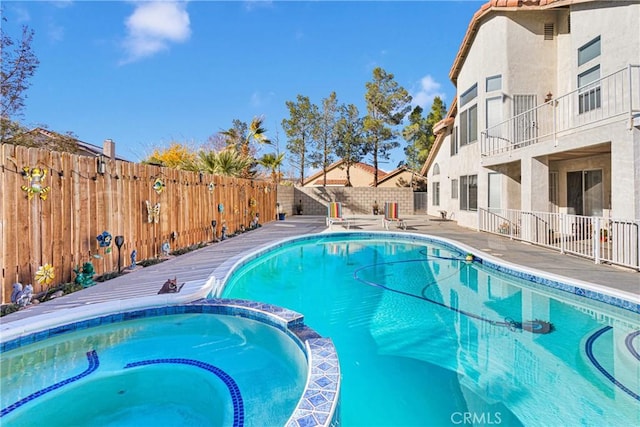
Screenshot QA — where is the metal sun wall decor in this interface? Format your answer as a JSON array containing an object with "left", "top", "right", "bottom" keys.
[
  {"left": 20, "top": 167, "right": 51, "bottom": 200},
  {"left": 152, "top": 177, "right": 165, "bottom": 194},
  {"left": 145, "top": 200, "right": 161, "bottom": 223}
]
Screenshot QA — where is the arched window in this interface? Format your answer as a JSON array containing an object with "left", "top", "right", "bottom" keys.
[{"left": 433, "top": 163, "right": 440, "bottom": 176}]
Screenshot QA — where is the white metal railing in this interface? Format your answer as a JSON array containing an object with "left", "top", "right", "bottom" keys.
[
  {"left": 481, "top": 64, "right": 640, "bottom": 157},
  {"left": 479, "top": 208, "right": 640, "bottom": 270}
]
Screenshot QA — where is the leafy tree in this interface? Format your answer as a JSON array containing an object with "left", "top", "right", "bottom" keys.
[
  {"left": 282, "top": 95, "right": 317, "bottom": 185},
  {"left": 310, "top": 92, "right": 339, "bottom": 187},
  {"left": 403, "top": 97, "right": 447, "bottom": 170},
  {"left": 257, "top": 152, "right": 285, "bottom": 184},
  {"left": 402, "top": 106, "right": 430, "bottom": 170},
  {"left": 198, "top": 149, "right": 252, "bottom": 177},
  {"left": 143, "top": 142, "right": 198, "bottom": 170},
  {"left": 1, "top": 16, "right": 39, "bottom": 142},
  {"left": 335, "top": 103, "right": 365, "bottom": 187},
  {"left": 363, "top": 67, "right": 412, "bottom": 186},
  {"left": 426, "top": 96, "right": 447, "bottom": 139}
]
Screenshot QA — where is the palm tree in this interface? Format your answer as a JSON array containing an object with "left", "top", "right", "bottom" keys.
[
  {"left": 258, "top": 152, "right": 285, "bottom": 184},
  {"left": 221, "top": 117, "right": 271, "bottom": 178},
  {"left": 198, "top": 149, "right": 252, "bottom": 177}
]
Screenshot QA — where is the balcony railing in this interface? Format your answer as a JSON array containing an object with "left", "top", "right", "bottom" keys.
[
  {"left": 480, "top": 65, "right": 640, "bottom": 157},
  {"left": 479, "top": 208, "right": 640, "bottom": 270}
]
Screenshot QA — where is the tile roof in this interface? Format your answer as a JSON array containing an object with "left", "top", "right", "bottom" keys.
[{"left": 302, "top": 160, "right": 388, "bottom": 186}]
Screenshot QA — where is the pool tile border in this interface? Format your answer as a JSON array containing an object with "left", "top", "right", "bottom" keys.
[
  {"left": 213, "top": 231, "right": 639, "bottom": 315},
  {"left": 1, "top": 299, "right": 341, "bottom": 427}
]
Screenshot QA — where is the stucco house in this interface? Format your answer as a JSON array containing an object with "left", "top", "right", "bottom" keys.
[
  {"left": 421, "top": 0, "right": 640, "bottom": 269},
  {"left": 377, "top": 165, "right": 427, "bottom": 191},
  {"left": 302, "top": 160, "right": 388, "bottom": 187}
]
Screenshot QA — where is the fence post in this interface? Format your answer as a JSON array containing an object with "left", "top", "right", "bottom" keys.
[{"left": 594, "top": 217, "right": 601, "bottom": 264}]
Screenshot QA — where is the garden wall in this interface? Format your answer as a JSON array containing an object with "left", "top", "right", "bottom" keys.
[
  {"left": 0, "top": 144, "right": 277, "bottom": 303},
  {"left": 277, "top": 185, "right": 414, "bottom": 216}
]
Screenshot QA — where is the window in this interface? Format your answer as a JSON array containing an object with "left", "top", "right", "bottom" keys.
[
  {"left": 433, "top": 163, "right": 440, "bottom": 175},
  {"left": 486, "top": 75, "right": 502, "bottom": 92},
  {"left": 486, "top": 96, "right": 503, "bottom": 137},
  {"left": 578, "top": 36, "right": 600, "bottom": 66},
  {"left": 578, "top": 66, "right": 601, "bottom": 113},
  {"left": 460, "top": 105, "right": 478, "bottom": 146},
  {"left": 459, "top": 175, "right": 478, "bottom": 211},
  {"left": 567, "top": 169, "right": 603, "bottom": 216},
  {"left": 451, "top": 179, "right": 459, "bottom": 199},
  {"left": 432, "top": 182, "right": 440, "bottom": 206},
  {"left": 460, "top": 84, "right": 477, "bottom": 107},
  {"left": 450, "top": 126, "right": 458, "bottom": 156}
]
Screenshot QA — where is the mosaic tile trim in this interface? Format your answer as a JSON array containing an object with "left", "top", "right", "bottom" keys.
[
  {"left": 286, "top": 338, "right": 340, "bottom": 427},
  {"left": 125, "top": 358, "right": 244, "bottom": 427},
  {"left": 221, "top": 231, "right": 639, "bottom": 314},
  {"left": 626, "top": 330, "right": 640, "bottom": 361},
  {"left": 584, "top": 326, "right": 640, "bottom": 401},
  {"left": 0, "top": 301, "right": 341, "bottom": 427},
  {"left": 1, "top": 350, "right": 99, "bottom": 417}
]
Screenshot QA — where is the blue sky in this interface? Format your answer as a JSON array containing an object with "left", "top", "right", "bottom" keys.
[{"left": 4, "top": 0, "right": 482, "bottom": 173}]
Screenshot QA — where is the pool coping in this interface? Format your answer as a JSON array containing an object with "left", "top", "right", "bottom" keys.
[{"left": 1, "top": 299, "right": 341, "bottom": 427}]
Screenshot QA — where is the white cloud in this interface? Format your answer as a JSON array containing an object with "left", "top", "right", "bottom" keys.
[
  {"left": 121, "top": 1, "right": 191, "bottom": 64},
  {"left": 411, "top": 74, "right": 446, "bottom": 109}
]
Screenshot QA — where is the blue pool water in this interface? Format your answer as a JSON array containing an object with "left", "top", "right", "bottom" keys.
[
  {"left": 221, "top": 234, "right": 640, "bottom": 426},
  {"left": 1, "top": 311, "right": 307, "bottom": 426}
]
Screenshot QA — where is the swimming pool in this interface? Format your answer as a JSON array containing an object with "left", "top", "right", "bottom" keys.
[
  {"left": 0, "top": 301, "right": 340, "bottom": 427},
  {"left": 219, "top": 232, "right": 640, "bottom": 426}
]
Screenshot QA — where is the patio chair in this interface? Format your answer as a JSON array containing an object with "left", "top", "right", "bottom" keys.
[
  {"left": 326, "top": 202, "right": 351, "bottom": 229},
  {"left": 382, "top": 202, "right": 406, "bottom": 230}
]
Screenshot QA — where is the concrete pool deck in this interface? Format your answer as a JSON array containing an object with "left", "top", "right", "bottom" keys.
[{"left": 2, "top": 214, "right": 638, "bottom": 328}]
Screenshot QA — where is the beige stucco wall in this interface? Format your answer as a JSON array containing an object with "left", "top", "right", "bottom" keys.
[
  {"left": 278, "top": 186, "right": 414, "bottom": 216},
  {"left": 425, "top": 2, "right": 640, "bottom": 229}
]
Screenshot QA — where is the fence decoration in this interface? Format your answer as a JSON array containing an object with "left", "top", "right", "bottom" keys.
[{"left": 0, "top": 144, "right": 277, "bottom": 303}]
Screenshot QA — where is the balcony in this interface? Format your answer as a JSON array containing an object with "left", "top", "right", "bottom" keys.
[{"left": 480, "top": 65, "right": 640, "bottom": 158}]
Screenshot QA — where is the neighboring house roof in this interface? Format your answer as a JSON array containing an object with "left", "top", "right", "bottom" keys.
[
  {"left": 450, "top": 0, "right": 570, "bottom": 83},
  {"left": 377, "top": 165, "right": 426, "bottom": 186},
  {"left": 17, "top": 127, "right": 128, "bottom": 161},
  {"left": 420, "top": 98, "right": 458, "bottom": 176},
  {"left": 302, "top": 160, "right": 388, "bottom": 186}
]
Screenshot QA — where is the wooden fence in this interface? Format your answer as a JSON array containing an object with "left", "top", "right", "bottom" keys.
[{"left": 0, "top": 144, "right": 277, "bottom": 303}]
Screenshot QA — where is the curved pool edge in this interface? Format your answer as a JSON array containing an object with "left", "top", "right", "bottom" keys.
[
  {"left": 212, "top": 230, "right": 640, "bottom": 314},
  {"left": 0, "top": 275, "right": 216, "bottom": 344},
  {"left": 1, "top": 299, "right": 341, "bottom": 427}
]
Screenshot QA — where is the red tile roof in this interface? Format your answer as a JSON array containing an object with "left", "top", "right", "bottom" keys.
[{"left": 302, "top": 160, "right": 388, "bottom": 186}]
